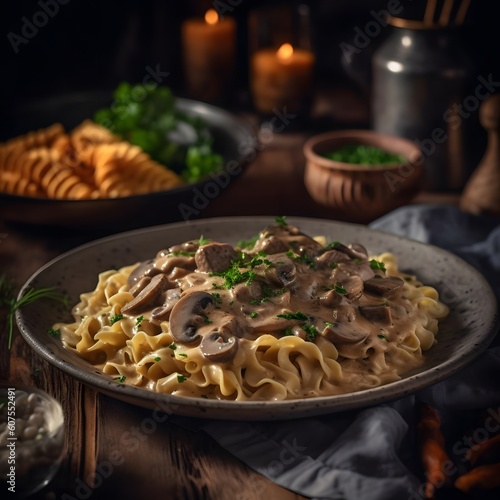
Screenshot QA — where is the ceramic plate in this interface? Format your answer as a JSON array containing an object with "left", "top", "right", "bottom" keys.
[{"left": 16, "top": 216, "right": 499, "bottom": 420}]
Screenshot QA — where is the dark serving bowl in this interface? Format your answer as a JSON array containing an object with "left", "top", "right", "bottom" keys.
[{"left": 0, "top": 92, "right": 255, "bottom": 230}]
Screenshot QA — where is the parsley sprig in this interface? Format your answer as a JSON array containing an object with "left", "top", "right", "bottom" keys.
[
  {"left": 275, "top": 215, "right": 288, "bottom": 227},
  {"left": 277, "top": 312, "right": 322, "bottom": 342},
  {"left": 285, "top": 249, "right": 316, "bottom": 270},
  {"left": 0, "top": 275, "right": 68, "bottom": 349},
  {"left": 211, "top": 251, "right": 273, "bottom": 289},
  {"left": 370, "top": 259, "right": 386, "bottom": 272},
  {"left": 277, "top": 311, "right": 308, "bottom": 321}
]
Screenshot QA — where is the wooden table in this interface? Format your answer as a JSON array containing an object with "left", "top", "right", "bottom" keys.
[{"left": 0, "top": 125, "right": 460, "bottom": 500}]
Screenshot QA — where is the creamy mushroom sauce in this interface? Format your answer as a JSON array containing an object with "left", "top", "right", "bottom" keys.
[{"left": 56, "top": 223, "right": 449, "bottom": 400}]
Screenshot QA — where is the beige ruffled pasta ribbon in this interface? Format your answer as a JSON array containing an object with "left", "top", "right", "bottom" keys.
[{"left": 0, "top": 121, "right": 183, "bottom": 199}]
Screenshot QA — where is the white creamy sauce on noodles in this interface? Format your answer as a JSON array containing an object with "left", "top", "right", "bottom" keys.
[{"left": 56, "top": 223, "right": 449, "bottom": 401}]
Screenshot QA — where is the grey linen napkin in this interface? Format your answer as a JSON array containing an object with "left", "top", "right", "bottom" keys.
[{"left": 194, "top": 205, "right": 500, "bottom": 500}]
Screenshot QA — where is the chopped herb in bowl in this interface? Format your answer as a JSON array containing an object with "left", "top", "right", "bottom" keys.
[{"left": 322, "top": 144, "right": 405, "bottom": 165}]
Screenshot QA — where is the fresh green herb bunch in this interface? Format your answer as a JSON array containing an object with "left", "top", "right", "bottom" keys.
[
  {"left": 94, "top": 82, "right": 223, "bottom": 182},
  {"left": 323, "top": 144, "right": 405, "bottom": 165},
  {"left": 0, "top": 274, "right": 68, "bottom": 349}
]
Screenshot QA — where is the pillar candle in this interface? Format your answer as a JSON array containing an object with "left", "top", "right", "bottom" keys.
[
  {"left": 250, "top": 43, "right": 315, "bottom": 115},
  {"left": 182, "top": 9, "right": 236, "bottom": 102}
]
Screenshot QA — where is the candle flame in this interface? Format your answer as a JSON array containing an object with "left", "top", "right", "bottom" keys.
[
  {"left": 205, "top": 9, "right": 219, "bottom": 25},
  {"left": 277, "top": 43, "right": 294, "bottom": 61}
]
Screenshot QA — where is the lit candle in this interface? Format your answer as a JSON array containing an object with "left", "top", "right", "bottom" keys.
[
  {"left": 182, "top": 9, "right": 236, "bottom": 102},
  {"left": 250, "top": 43, "right": 315, "bottom": 115}
]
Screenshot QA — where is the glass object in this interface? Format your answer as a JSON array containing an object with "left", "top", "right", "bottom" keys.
[
  {"left": 0, "top": 385, "right": 65, "bottom": 498},
  {"left": 371, "top": 18, "right": 475, "bottom": 191}
]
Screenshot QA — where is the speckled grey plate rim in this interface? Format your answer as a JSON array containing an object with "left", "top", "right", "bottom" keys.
[{"left": 16, "top": 216, "right": 500, "bottom": 421}]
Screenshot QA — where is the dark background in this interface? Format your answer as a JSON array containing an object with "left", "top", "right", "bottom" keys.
[{"left": 0, "top": 0, "right": 497, "bottom": 107}]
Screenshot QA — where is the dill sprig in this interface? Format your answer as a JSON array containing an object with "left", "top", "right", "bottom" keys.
[{"left": 0, "top": 274, "right": 69, "bottom": 349}]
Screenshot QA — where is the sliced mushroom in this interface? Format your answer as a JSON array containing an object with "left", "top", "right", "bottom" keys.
[
  {"left": 259, "top": 224, "right": 323, "bottom": 254},
  {"left": 169, "top": 291, "right": 215, "bottom": 343},
  {"left": 195, "top": 243, "right": 238, "bottom": 273},
  {"left": 316, "top": 249, "right": 352, "bottom": 268},
  {"left": 232, "top": 280, "right": 261, "bottom": 303},
  {"left": 359, "top": 305, "right": 392, "bottom": 324},
  {"left": 341, "top": 275, "right": 364, "bottom": 301},
  {"left": 167, "top": 241, "right": 199, "bottom": 255},
  {"left": 322, "top": 325, "right": 369, "bottom": 344},
  {"left": 348, "top": 243, "right": 368, "bottom": 259},
  {"left": 200, "top": 331, "right": 239, "bottom": 362},
  {"left": 318, "top": 289, "right": 344, "bottom": 308},
  {"left": 122, "top": 274, "right": 171, "bottom": 315},
  {"left": 337, "top": 261, "right": 375, "bottom": 281},
  {"left": 331, "top": 304, "right": 357, "bottom": 323},
  {"left": 127, "top": 260, "right": 162, "bottom": 286},
  {"left": 129, "top": 277, "right": 152, "bottom": 297},
  {"left": 158, "top": 255, "right": 196, "bottom": 275},
  {"left": 151, "top": 288, "right": 182, "bottom": 322},
  {"left": 364, "top": 276, "right": 404, "bottom": 297},
  {"left": 331, "top": 242, "right": 368, "bottom": 261},
  {"left": 291, "top": 325, "right": 307, "bottom": 340},
  {"left": 265, "top": 255, "right": 296, "bottom": 287},
  {"left": 248, "top": 308, "right": 302, "bottom": 333}
]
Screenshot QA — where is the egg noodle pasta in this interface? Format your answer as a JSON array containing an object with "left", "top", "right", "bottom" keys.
[
  {"left": 55, "top": 221, "right": 449, "bottom": 401},
  {"left": 0, "top": 121, "right": 183, "bottom": 199}
]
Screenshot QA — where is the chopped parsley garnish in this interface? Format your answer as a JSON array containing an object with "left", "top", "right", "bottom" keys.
[
  {"left": 325, "top": 240, "right": 340, "bottom": 250},
  {"left": 378, "top": 334, "right": 387, "bottom": 340},
  {"left": 48, "top": 327, "right": 61, "bottom": 339},
  {"left": 229, "top": 300, "right": 234, "bottom": 306},
  {"left": 275, "top": 215, "right": 287, "bottom": 226},
  {"left": 330, "top": 262, "right": 338, "bottom": 269},
  {"left": 177, "top": 353, "right": 188, "bottom": 358},
  {"left": 277, "top": 311, "right": 308, "bottom": 321},
  {"left": 404, "top": 276, "right": 412, "bottom": 282},
  {"left": 247, "top": 251, "right": 272, "bottom": 269},
  {"left": 302, "top": 324, "right": 320, "bottom": 341},
  {"left": 332, "top": 284, "right": 348, "bottom": 295},
  {"left": 236, "top": 233, "right": 260, "bottom": 250},
  {"left": 168, "top": 342, "right": 177, "bottom": 350},
  {"left": 324, "top": 321, "right": 338, "bottom": 328},
  {"left": 286, "top": 249, "right": 316, "bottom": 269},
  {"left": 322, "top": 144, "right": 405, "bottom": 165},
  {"left": 204, "top": 317, "right": 212, "bottom": 324},
  {"left": 283, "top": 327, "right": 293, "bottom": 336},
  {"left": 198, "top": 235, "right": 210, "bottom": 246},
  {"left": 177, "top": 374, "right": 188, "bottom": 383},
  {"left": 154, "top": 356, "right": 161, "bottom": 362},
  {"left": 114, "top": 375, "right": 126, "bottom": 383},
  {"left": 211, "top": 262, "right": 256, "bottom": 289},
  {"left": 171, "top": 250, "right": 196, "bottom": 257},
  {"left": 212, "top": 251, "right": 275, "bottom": 289},
  {"left": 251, "top": 285, "right": 286, "bottom": 305},
  {"left": 211, "top": 292, "right": 223, "bottom": 304},
  {"left": 354, "top": 258, "right": 362, "bottom": 264},
  {"left": 110, "top": 314, "right": 123, "bottom": 325},
  {"left": 370, "top": 259, "right": 386, "bottom": 272},
  {"left": 135, "top": 315, "right": 144, "bottom": 327},
  {"left": 249, "top": 311, "right": 258, "bottom": 318}
]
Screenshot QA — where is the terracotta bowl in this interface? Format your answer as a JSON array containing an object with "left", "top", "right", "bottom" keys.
[{"left": 303, "top": 130, "right": 424, "bottom": 223}]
